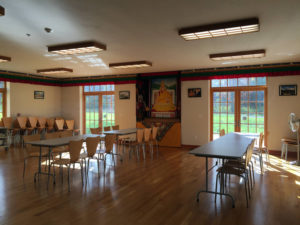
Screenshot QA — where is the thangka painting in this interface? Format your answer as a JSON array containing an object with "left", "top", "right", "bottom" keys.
[{"left": 151, "top": 78, "right": 177, "bottom": 118}]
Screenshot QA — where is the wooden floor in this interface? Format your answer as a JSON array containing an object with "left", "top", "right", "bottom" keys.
[{"left": 0, "top": 145, "right": 299, "bottom": 225}]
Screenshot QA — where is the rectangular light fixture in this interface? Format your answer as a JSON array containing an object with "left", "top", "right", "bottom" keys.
[
  {"left": 0, "top": 6, "right": 4, "bottom": 16},
  {"left": 48, "top": 41, "right": 106, "bottom": 55},
  {"left": 109, "top": 61, "right": 152, "bottom": 69},
  {"left": 0, "top": 55, "right": 11, "bottom": 63},
  {"left": 37, "top": 68, "right": 73, "bottom": 75},
  {"left": 209, "top": 49, "right": 266, "bottom": 61},
  {"left": 179, "top": 18, "right": 259, "bottom": 41}
]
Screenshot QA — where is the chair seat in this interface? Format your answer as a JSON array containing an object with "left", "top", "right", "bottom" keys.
[
  {"left": 52, "top": 146, "right": 69, "bottom": 154},
  {"left": 281, "top": 138, "right": 298, "bottom": 144},
  {"left": 217, "top": 165, "right": 245, "bottom": 176}
]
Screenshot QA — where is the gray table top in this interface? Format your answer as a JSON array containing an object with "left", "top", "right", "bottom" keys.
[
  {"left": 189, "top": 132, "right": 255, "bottom": 159},
  {"left": 103, "top": 128, "right": 138, "bottom": 135},
  {"left": 25, "top": 134, "right": 104, "bottom": 148}
]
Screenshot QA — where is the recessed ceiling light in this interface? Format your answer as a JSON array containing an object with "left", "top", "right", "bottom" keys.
[
  {"left": 209, "top": 49, "right": 266, "bottom": 61},
  {"left": 37, "top": 67, "right": 73, "bottom": 75},
  {"left": 44, "top": 27, "right": 53, "bottom": 33},
  {"left": 0, "top": 55, "right": 11, "bottom": 63},
  {"left": 48, "top": 41, "right": 106, "bottom": 55},
  {"left": 179, "top": 18, "right": 259, "bottom": 40},
  {"left": 109, "top": 61, "right": 152, "bottom": 69},
  {"left": 0, "top": 6, "right": 5, "bottom": 16}
]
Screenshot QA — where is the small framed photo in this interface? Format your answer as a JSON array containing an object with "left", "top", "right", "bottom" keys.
[
  {"left": 279, "top": 85, "right": 297, "bottom": 96},
  {"left": 119, "top": 90, "right": 130, "bottom": 100},
  {"left": 188, "top": 88, "right": 201, "bottom": 97},
  {"left": 34, "top": 91, "right": 44, "bottom": 99}
]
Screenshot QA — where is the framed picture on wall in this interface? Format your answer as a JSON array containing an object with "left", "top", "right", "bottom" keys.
[
  {"left": 188, "top": 88, "right": 201, "bottom": 97},
  {"left": 279, "top": 85, "right": 297, "bottom": 96},
  {"left": 34, "top": 91, "right": 44, "bottom": 99},
  {"left": 119, "top": 90, "right": 130, "bottom": 99}
]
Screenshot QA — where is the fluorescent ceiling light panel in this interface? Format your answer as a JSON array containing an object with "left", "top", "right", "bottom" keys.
[
  {"left": 179, "top": 18, "right": 259, "bottom": 40},
  {"left": 209, "top": 49, "right": 266, "bottom": 61},
  {"left": 109, "top": 61, "right": 152, "bottom": 69},
  {"left": 37, "top": 67, "right": 73, "bottom": 75},
  {"left": 0, "top": 6, "right": 4, "bottom": 16},
  {"left": 48, "top": 41, "right": 106, "bottom": 55},
  {"left": 0, "top": 55, "right": 11, "bottom": 63}
]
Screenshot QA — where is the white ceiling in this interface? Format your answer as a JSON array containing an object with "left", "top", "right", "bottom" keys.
[{"left": 0, "top": 0, "right": 300, "bottom": 78}]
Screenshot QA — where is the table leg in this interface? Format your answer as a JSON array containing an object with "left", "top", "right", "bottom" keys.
[
  {"left": 195, "top": 157, "right": 235, "bottom": 208},
  {"left": 34, "top": 146, "right": 42, "bottom": 183}
]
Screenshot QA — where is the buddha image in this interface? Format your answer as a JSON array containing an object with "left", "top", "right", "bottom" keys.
[{"left": 152, "top": 80, "right": 176, "bottom": 112}]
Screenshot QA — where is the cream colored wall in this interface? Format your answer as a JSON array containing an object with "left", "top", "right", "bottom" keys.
[
  {"left": 181, "top": 80, "right": 210, "bottom": 146},
  {"left": 115, "top": 84, "right": 136, "bottom": 130},
  {"left": 267, "top": 75, "right": 300, "bottom": 150},
  {"left": 61, "top": 86, "right": 82, "bottom": 132},
  {"left": 9, "top": 82, "right": 61, "bottom": 118}
]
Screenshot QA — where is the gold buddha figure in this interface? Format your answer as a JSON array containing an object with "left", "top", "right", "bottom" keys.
[{"left": 152, "top": 81, "right": 176, "bottom": 112}]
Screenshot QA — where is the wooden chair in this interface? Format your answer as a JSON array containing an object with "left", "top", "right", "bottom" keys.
[
  {"left": 112, "top": 125, "right": 119, "bottom": 130},
  {"left": 2, "top": 117, "right": 18, "bottom": 146},
  {"left": 55, "top": 119, "right": 65, "bottom": 131},
  {"left": 143, "top": 128, "right": 153, "bottom": 159},
  {"left": 37, "top": 117, "right": 47, "bottom": 134},
  {"left": 97, "top": 134, "right": 118, "bottom": 168},
  {"left": 51, "top": 139, "right": 84, "bottom": 191},
  {"left": 90, "top": 127, "right": 101, "bottom": 134},
  {"left": 27, "top": 117, "right": 38, "bottom": 135},
  {"left": 215, "top": 140, "right": 255, "bottom": 208},
  {"left": 45, "top": 132, "right": 69, "bottom": 156},
  {"left": 16, "top": 117, "right": 28, "bottom": 147},
  {"left": 281, "top": 129, "right": 300, "bottom": 160},
  {"left": 81, "top": 136, "right": 101, "bottom": 178},
  {"left": 46, "top": 118, "right": 55, "bottom": 133},
  {"left": 253, "top": 133, "right": 269, "bottom": 174},
  {"left": 126, "top": 129, "right": 144, "bottom": 160},
  {"left": 103, "top": 126, "right": 111, "bottom": 132},
  {"left": 65, "top": 120, "right": 80, "bottom": 135},
  {"left": 23, "top": 134, "right": 48, "bottom": 178},
  {"left": 59, "top": 130, "right": 73, "bottom": 138},
  {"left": 220, "top": 129, "right": 225, "bottom": 137}
]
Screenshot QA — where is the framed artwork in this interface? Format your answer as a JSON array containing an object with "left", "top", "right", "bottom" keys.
[
  {"left": 34, "top": 91, "right": 44, "bottom": 99},
  {"left": 279, "top": 85, "right": 297, "bottom": 96},
  {"left": 119, "top": 90, "right": 130, "bottom": 99},
  {"left": 188, "top": 88, "right": 201, "bottom": 97},
  {"left": 151, "top": 78, "right": 177, "bottom": 118}
]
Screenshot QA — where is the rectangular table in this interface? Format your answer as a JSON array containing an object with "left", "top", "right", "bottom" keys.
[
  {"left": 189, "top": 132, "right": 255, "bottom": 208},
  {"left": 26, "top": 134, "right": 104, "bottom": 185}
]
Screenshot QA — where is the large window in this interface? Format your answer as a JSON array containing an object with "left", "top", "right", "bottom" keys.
[
  {"left": 210, "top": 77, "right": 267, "bottom": 143},
  {"left": 0, "top": 82, "right": 6, "bottom": 120},
  {"left": 83, "top": 84, "right": 115, "bottom": 134}
]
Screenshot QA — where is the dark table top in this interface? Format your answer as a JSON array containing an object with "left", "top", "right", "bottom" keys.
[
  {"left": 25, "top": 134, "right": 104, "bottom": 148},
  {"left": 189, "top": 132, "right": 255, "bottom": 159},
  {"left": 103, "top": 128, "right": 138, "bottom": 135}
]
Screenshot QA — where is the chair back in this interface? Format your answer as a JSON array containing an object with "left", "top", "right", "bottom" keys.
[
  {"left": 105, "top": 134, "right": 116, "bottom": 153},
  {"left": 46, "top": 118, "right": 55, "bottom": 128},
  {"left": 104, "top": 126, "right": 111, "bottom": 132},
  {"left": 245, "top": 140, "right": 255, "bottom": 169},
  {"left": 65, "top": 120, "right": 75, "bottom": 130},
  {"left": 45, "top": 132, "right": 60, "bottom": 140},
  {"left": 90, "top": 127, "right": 101, "bottom": 134},
  {"left": 86, "top": 136, "right": 100, "bottom": 157},
  {"left": 2, "top": 117, "right": 13, "bottom": 128},
  {"left": 137, "top": 129, "right": 144, "bottom": 143},
  {"left": 69, "top": 139, "right": 83, "bottom": 163},
  {"left": 259, "top": 133, "right": 264, "bottom": 149},
  {"left": 23, "top": 134, "right": 41, "bottom": 153},
  {"left": 152, "top": 127, "right": 158, "bottom": 141},
  {"left": 144, "top": 128, "right": 152, "bottom": 142},
  {"left": 55, "top": 119, "right": 64, "bottom": 131},
  {"left": 59, "top": 130, "right": 73, "bottom": 138},
  {"left": 220, "top": 129, "right": 225, "bottom": 137},
  {"left": 112, "top": 125, "right": 119, "bottom": 130},
  {"left": 37, "top": 117, "right": 47, "bottom": 128},
  {"left": 28, "top": 117, "right": 38, "bottom": 128},
  {"left": 17, "top": 117, "right": 28, "bottom": 129}
]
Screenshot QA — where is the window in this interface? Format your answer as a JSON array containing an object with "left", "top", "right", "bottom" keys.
[
  {"left": 83, "top": 84, "right": 115, "bottom": 134},
  {"left": 0, "top": 81, "right": 6, "bottom": 120},
  {"left": 211, "top": 77, "right": 266, "bottom": 88}
]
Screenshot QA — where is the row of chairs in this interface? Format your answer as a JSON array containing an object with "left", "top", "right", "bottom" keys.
[
  {"left": 1, "top": 117, "right": 78, "bottom": 146},
  {"left": 90, "top": 125, "right": 120, "bottom": 134}
]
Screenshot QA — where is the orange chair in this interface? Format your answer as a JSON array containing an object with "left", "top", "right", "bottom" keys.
[{"left": 46, "top": 118, "right": 55, "bottom": 133}]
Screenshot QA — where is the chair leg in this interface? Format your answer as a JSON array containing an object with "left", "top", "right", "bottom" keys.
[
  {"left": 97, "top": 158, "right": 100, "bottom": 178},
  {"left": 142, "top": 144, "right": 146, "bottom": 160},
  {"left": 246, "top": 172, "right": 251, "bottom": 200},
  {"left": 80, "top": 161, "right": 84, "bottom": 186},
  {"left": 281, "top": 142, "right": 285, "bottom": 158},
  {"left": 67, "top": 165, "right": 70, "bottom": 192},
  {"left": 215, "top": 173, "right": 219, "bottom": 202},
  {"left": 23, "top": 158, "right": 27, "bottom": 178},
  {"left": 243, "top": 176, "right": 249, "bottom": 208},
  {"left": 285, "top": 144, "right": 288, "bottom": 161}
]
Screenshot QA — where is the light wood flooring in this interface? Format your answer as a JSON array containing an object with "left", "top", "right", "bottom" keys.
[{"left": 0, "top": 145, "right": 299, "bottom": 225}]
